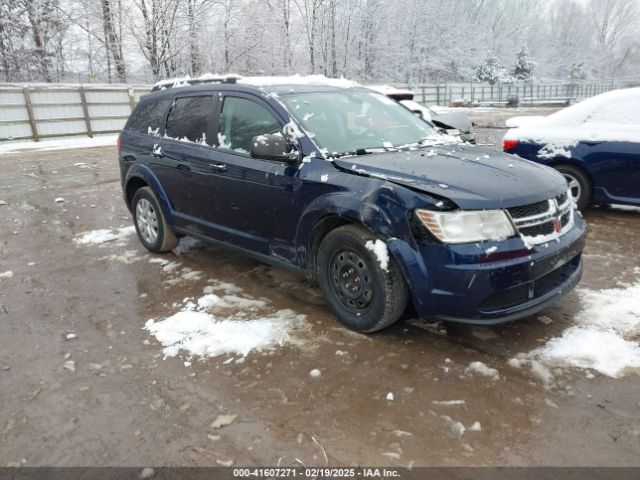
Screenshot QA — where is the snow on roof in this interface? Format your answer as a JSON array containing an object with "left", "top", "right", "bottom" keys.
[
  {"left": 505, "top": 87, "right": 640, "bottom": 145},
  {"left": 367, "top": 84, "right": 415, "bottom": 97},
  {"left": 152, "top": 73, "right": 359, "bottom": 90},
  {"left": 239, "top": 74, "right": 358, "bottom": 88},
  {"left": 152, "top": 73, "right": 242, "bottom": 90}
]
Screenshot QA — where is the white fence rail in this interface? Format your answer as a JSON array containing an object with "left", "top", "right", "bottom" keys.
[
  {"left": 1, "top": 81, "right": 638, "bottom": 142},
  {"left": 395, "top": 81, "right": 638, "bottom": 107}
]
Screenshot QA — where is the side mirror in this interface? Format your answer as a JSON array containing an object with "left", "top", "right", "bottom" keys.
[{"left": 250, "top": 134, "right": 298, "bottom": 162}]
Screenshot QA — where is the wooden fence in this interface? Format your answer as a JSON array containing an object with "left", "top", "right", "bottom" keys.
[{"left": 0, "top": 84, "right": 149, "bottom": 142}]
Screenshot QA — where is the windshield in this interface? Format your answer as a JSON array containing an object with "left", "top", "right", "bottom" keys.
[{"left": 281, "top": 90, "right": 448, "bottom": 156}]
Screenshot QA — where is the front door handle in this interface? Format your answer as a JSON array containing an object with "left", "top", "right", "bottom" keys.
[
  {"left": 582, "top": 141, "right": 603, "bottom": 146},
  {"left": 177, "top": 163, "right": 191, "bottom": 172},
  {"left": 210, "top": 163, "right": 228, "bottom": 173}
]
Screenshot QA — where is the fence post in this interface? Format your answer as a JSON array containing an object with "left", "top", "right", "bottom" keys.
[
  {"left": 128, "top": 87, "right": 136, "bottom": 111},
  {"left": 79, "top": 86, "right": 93, "bottom": 138},
  {"left": 436, "top": 85, "right": 441, "bottom": 106},
  {"left": 22, "top": 87, "right": 39, "bottom": 142}
]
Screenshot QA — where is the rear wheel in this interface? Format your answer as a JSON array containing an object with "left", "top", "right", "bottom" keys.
[
  {"left": 555, "top": 164, "right": 591, "bottom": 210},
  {"left": 317, "top": 225, "right": 408, "bottom": 332},
  {"left": 132, "top": 187, "right": 178, "bottom": 253}
]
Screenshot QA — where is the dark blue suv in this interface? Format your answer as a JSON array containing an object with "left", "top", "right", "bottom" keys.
[{"left": 118, "top": 75, "right": 586, "bottom": 332}]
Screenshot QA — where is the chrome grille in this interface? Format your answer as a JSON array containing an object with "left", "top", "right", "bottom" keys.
[{"left": 507, "top": 193, "right": 574, "bottom": 244}]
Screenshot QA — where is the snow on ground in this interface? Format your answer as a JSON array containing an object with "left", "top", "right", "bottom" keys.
[
  {"left": 172, "top": 236, "right": 202, "bottom": 255},
  {"left": 365, "top": 239, "right": 389, "bottom": 272},
  {"left": 144, "top": 292, "right": 307, "bottom": 359},
  {"left": 0, "top": 135, "right": 118, "bottom": 155},
  {"left": 465, "top": 361, "right": 500, "bottom": 380},
  {"left": 511, "top": 279, "right": 640, "bottom": 379},
  {"left": 73, "top": 226, "right": 135, "bottom": 246}
]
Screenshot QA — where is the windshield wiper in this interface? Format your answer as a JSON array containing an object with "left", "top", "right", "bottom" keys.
[{"left": 331, "top": 148, "right": 378, "bottom": 158}]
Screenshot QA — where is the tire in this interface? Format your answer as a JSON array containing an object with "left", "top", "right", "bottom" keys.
[
  {"left": 555, "top": 164, "right": 592, "bottom": 210},
  {"left": 317, "top": 225, "right": 408, "bottom": 332},
  {"left": 131, "top": 186, "right": 178, "bottom": 253}
]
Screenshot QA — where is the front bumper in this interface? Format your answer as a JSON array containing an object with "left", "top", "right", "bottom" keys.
[{"left": 387, "top": 216, "right": 586, "bottom": 324}]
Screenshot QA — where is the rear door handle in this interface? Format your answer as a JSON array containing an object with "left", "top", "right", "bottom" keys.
[{"left": 210, "top": 163, "right": 228, "bottom": 173}]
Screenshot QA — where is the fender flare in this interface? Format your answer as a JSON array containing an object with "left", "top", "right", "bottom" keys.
[{"left": 124, "top": 164, "right": 175, "bottom": 225}]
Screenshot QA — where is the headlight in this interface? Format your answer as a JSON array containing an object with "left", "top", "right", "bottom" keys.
[{"left": 416, "top": 209, "right": 515, "bottom": 244}]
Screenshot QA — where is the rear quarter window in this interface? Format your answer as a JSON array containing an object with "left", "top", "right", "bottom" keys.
[
  {"left": 165, "top": 96, "right": 216, "bottom": 146},
  {"left": 126, "top": 98, "right": 172, "bottom": 135}
]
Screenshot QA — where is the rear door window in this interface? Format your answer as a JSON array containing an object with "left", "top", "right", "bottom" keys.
[
  {"left": 218, "top": 96, "right": 281, "bottom": 154},
  {"left": 165, "top": 96, "right": 216, "bottom": 146},
  {"left": 127, "top": 98, "right": 172, "bottom": 135}
]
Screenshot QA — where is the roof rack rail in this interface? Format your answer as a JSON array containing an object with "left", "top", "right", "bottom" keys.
[{"left": 151, "top": 74, "right": 242, "bottom": 92}]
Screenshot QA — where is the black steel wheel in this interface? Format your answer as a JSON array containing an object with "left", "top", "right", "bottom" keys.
[{"left": 317, "top": 225, "right": 408, "bottom": 332}]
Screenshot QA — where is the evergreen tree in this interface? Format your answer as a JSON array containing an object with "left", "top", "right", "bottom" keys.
[
  {"left": 513, "top": 47, "right": 535, "bottom": 80},
  {"left": 476, "top": 56, "right": 512, "bottom": 85}
]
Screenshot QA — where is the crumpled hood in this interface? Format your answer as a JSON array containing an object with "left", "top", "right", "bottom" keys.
[
  {"left": 334, "top": 144, "right": 568, "bottom": 209},
  {"left": 431, "top": 111, "right": 473, "bottom": 133}
]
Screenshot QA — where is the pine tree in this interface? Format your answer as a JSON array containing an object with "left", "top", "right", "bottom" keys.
[
  {"left": 513, "top": 47, "right": 535, "bottom": 81},
  {"left": 476, "top": 56, "right": 511, "bottom": 85}
]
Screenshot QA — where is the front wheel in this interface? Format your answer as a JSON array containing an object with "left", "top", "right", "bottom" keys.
[
  {"left": 555, "top": 165, "right": 591, "bottom": 210},
  {"left": 317, "top": 225, "right": 408, "bottom": 332},
  {"left": 132, "top": 187, "right": 178, "bottom": 253}
]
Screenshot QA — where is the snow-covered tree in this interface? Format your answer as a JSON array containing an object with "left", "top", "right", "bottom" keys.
[
  {"left": 513, "top": 46, "right": 535, "bottom": 80},
  {"left": 476, "top": 56, "right": 512, "bottom": 84}
]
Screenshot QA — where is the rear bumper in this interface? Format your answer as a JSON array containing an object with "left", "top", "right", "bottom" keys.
[{"left": 387, "top": 216, "right": 586, "bottom": 324}]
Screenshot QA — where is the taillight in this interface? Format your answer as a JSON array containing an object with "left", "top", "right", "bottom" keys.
[
  {"left": 116, "top": 136, "right": 122, "bottom": 151},
  {"left": 503, "top": 139, "right": 518, "bottom": 151}
]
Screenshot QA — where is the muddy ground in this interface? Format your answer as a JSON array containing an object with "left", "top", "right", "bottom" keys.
[{"left": 0, "top": 114, "right": 639, "bottom": 468}]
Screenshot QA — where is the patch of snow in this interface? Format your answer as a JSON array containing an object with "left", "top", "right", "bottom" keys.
[
  {"left": 54, "top": 197, "right": 65, "bottom": 204},
  {"left": 537, "top": 143, "right": 573, "bottom": 160},
  {"left": 310, "top": 368, "right": 321, "bottom": 378},
  {"left": 0, "top": 271, "right": 14, "bottom": 279},
  {"left": 440, "top": 415, "right": 466, "bottom": 437},
  {"left": 73, "top": 226, "right": 135, "bottom": 246},
  {"left": 432, "top": 400, "right": 466, "bottom": 405},
  {"left": 320, "top": 174, "right": 329, "bottom": 182},
  {"left": 282, "top": 120, "right": 304, "bottom": 141},
  {"left": 144, "top": 295, "right": 306, "bottom": 359},
  {"left": 386, "top": 392, "right": 394, "bottom": 401},
  {"left": 512, "top": 280, "right": 640, "bottom": 378},
  {"left": 172, "top": 236, "right": 202, "bottom": 255},
  {"left": 465, "top": 361, "right": 500, "bottom": 380},
  {"left": 0, "top": 135, "right": 118, "bottom": 155},
  {"left": 485, "top": 246, "right": 498, "bottom": 255},
  {"left": 468, "top": 421, "right": 482, "bottom": 432},
  {"left": 365, "top": 239, "right": 389, "bottom": 272}
]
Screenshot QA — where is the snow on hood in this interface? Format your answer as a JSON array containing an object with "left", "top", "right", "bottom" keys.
[
  {"left": 505, "top": 87, "right": 640, "bottom": 145},
  {"left": 334, "top": 145, "right": 567, "bottom": 209}
]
